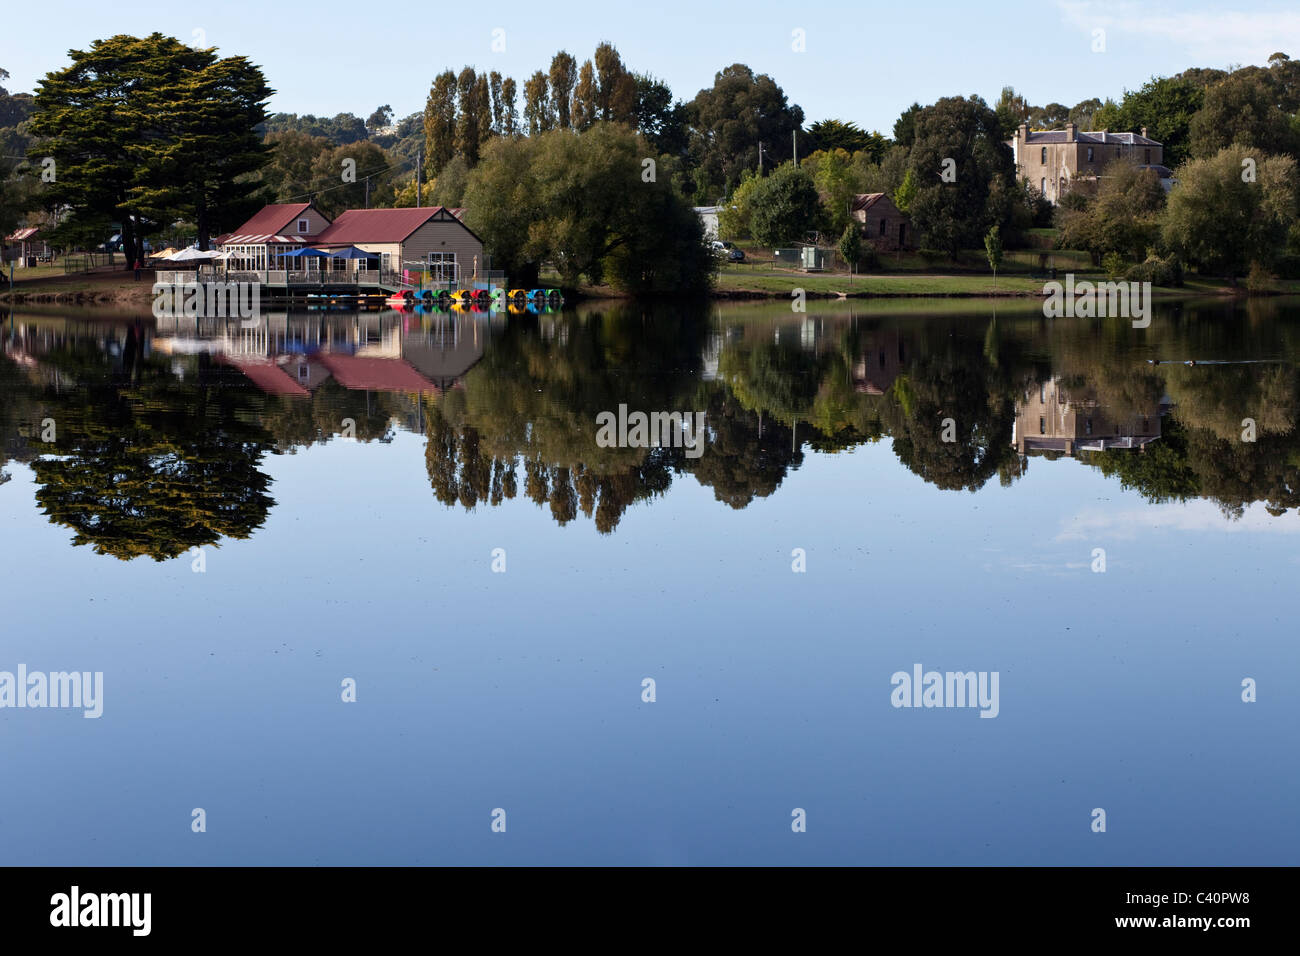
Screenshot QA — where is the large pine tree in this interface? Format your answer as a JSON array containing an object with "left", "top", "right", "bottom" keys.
[{"left": 29, "top": 33, "right": 272, "bottom": 262}]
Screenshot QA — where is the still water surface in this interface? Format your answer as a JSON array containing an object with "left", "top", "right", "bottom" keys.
[{"left": 1, "top": 298, "right": 1296, "bottom": 864}]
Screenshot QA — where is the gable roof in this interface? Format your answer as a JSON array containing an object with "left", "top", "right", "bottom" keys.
[
  {"left": 5, "top": 226, "right": 42, "bottom": 242},
  {"left": 227, "top": 202, "right": 326, "bottom": 238},
  {"left": 314, "top": 353, "right": 439, "bottom": 393},
  {"left": 220, "top": 356, "right": 310, "bottom": 397},
  {"left": 852, "top": 193, "right": 904, "bottom": 215},
  {"left": 313, "top": 206, "right": 480, "bottom": 245}
]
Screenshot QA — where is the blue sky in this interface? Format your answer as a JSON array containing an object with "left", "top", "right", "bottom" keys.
[{"left": 5, "top": 1, "right": 1298, "bottom": 133}]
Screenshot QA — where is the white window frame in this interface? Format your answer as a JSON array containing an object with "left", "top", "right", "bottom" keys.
[{"left": 429, "top": 252, "right": 457, "bottom": 283}]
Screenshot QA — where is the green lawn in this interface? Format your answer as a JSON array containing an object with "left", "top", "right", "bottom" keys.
[{"left": 714, "top": 271, "right": 1050, "bottom": 296}]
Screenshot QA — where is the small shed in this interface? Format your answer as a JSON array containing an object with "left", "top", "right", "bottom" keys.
[
  {"left": 851, "top": 193, "right": 914, "bottom": 251},
  {"left": 4, "top": 227, "right": 51, "bottom": 266},
  {"left": 800, "top": 247, "right": 828, "bottom": 272}
]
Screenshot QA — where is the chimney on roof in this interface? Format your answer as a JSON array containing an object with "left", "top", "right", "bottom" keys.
[
  {"left": 1018, "top": 122, "right": 1028, "bottom": 141},
  {"left": 1065, "top": 122, "right": 1077, "bottom": 142},
  {"left": 1140, "top": 126, "right": 1148, "bottom": 139}
]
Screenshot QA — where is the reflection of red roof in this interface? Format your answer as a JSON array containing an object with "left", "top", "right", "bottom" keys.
[
  {"left": 220, "top": 356, "right": 310, "bottom": 397},
  {"left": 315, "top": 353, "right": 438, "bottom": 393}
]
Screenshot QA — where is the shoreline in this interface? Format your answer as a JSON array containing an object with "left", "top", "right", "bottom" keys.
[{"left": 0, "top": 276, "right": 1281, "bottom": 306}]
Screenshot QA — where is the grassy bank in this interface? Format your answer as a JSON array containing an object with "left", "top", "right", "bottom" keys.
[
  {"left": 712, "top": 268, "right": 1300, "bottom": 299},
  {"left": 5, "top": 259, "right": 1298, "bottom": 306}
]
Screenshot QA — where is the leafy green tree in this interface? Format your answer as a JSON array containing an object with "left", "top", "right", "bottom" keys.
[
  {"left": 572, "top": 61, "right": 598, "bottom": 131},
  {"left": 687, "top": 64, "right": 804, "bottom": 195},
  {"left": 1056, "top": 162, "right": 1166, "bottom": 264},
  {"left": 261, "top": 112, "right": 367, "bottom": 144},
  {"left": 499, "top": 77, "right": 519, "bottom": 136},
  {"left": 1027, "top": 102, "right": 1070, "bottom": 129},
  {"left": 431, "top": 154, "right": 469, "bottom": 207},
  {"left": 455, "top": 67, "right": 489, "bottom": 165},
  {"left": 803, "top": 119, "right": 881, "bottom": 157},
  {"left": 366, "top": 104, "right": 393, "bottom": 129},
  {"left": 716, "top": 169, "right": 762, "bottom": 240},
  {"left": 892, "top": 166, "right": 918, "bottom": 214},
  {"left": 1161, "top": 146, "right": 1298, "bottom": 277},
  {"left": 522, "top": 71, "right": 550, "bottom": 136},
  {"left": 593, "top": 42, "right": 637, "bottom": 124},
  {"left": 487, "top": 72, "right": 506, "bottom": 135},
  {"left": 838, "top": 222, "right": 862, "bottom": 272},
  {"left": 905, "top": 95, "right": 1016, "bottom": 257},
  {"left": 30, "top": 33, "right": 272, "bottom": 259},
  {"left": 1068, "top": 97, "right": 1103, "bottom": 128},
  {"left": 856, "top": 144, "right": 910, "bottom": 197},
  {"left": 0, "top": 67, "right": 35, "bottom": 238},
  {"left": 803, "top": 148, "right": 860, "bottom": 233},
  {"left": 259, "top": 130, "right": 331, "bottom": 202},
  {"left": 1093, "top": 76, "right": 1203, "bottom": 167},
  {"left": 463, "top": 124, "right": 712, "bottom": 294},
  {"left": 31, "top": 345, "right": 274, "bottom": 561},
  {"left": 548, "top": 52, "right": 577, "bottom": 129},
  {"left": 130, "top": 51, "right": 272, "bottom": 246},
  {"left": 984, "top": 224, "right": 1002, "bottom": 282},
  {"left": 634, "top": 73, "right": 688, "bottom": 156},
  {"left": 993, "top": 87, "right": 1029, "bottom": 140},
  {"left": 748, "top": 162, "right": 822, "bottom": 246},
  {"left": 1190, "top": 67, "right": 1299, "bottom": 159},
  {"left": 423, "top": 70, "right": 458, "bottom": 173},
  {"left": 893, "top": 102, "right": 922, "bottom": 147},
  {"left": 311, "top": 140, "right": 395, "bottom": 216}
]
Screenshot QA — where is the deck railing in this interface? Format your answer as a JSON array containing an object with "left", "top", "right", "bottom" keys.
[{"left": 154, "top": 267, "right": 389, "bottom": 289}]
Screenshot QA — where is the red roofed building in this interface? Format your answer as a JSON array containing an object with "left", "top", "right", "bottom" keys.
[
  {"left": 214, "top": 201, "right": 332, "bottom": 270},
  {"left": 312, "top": 207, "right": 484, "bottom": 285},
  {"left": 213, "top": 202, "right": 486, "bottom": 286}
]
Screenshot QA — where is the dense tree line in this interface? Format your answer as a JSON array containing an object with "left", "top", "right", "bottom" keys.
[{"left": 5, "top": 38, "right": 1300, "bottom": 285}]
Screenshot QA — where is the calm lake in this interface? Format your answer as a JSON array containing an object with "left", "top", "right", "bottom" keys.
[{"left": 1, "top": 297, "right": 1297, "bottom": 865}]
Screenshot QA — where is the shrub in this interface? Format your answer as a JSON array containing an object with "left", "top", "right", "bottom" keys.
[
  {"left": 1246, "top": 262, "right": 1275, "bottom": 293},
  {"left": 1124, "top": 251, "right": 1184, "bottom": 287}
]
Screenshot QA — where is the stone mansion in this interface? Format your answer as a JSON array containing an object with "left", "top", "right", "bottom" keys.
[{"left": 1008, "top": 123, "right": 1168, "bottom": 203}]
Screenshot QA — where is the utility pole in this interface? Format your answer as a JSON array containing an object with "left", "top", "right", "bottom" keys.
[
  {"left": 416, "top": 148, "right": 423, "bottom": 207},
  {"left": 364, "top": 176, "right": 371, "bottom": 209},
  {"left": 792, "top": 129, "right": 797, "bottom": 165},
  {"left": 758, "top": 141, "right": 764, "bottom": 175}
]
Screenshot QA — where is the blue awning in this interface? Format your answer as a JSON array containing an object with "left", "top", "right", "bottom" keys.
[
  {"left": 276, "top": 247, "right": 335, "bottom": 259},
  {"left": 323, "top": 246, "right": 377, "bottom": 260}
]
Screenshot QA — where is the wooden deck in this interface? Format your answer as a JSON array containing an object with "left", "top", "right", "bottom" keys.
[{"left": 154, "top": 268, "right": 417, "bottom": 298}]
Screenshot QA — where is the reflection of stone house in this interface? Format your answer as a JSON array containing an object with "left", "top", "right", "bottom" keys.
[
  {"left": 853, "top": 330, "right": 908, "bottom": 394},
  {"left": 1008, "top": 123, "right": 1164, "bottom": 204},
  {"left": 1013, "top": 377, "right": 1163, "bottom": 456},
  {"left": 851, "top": 194, "right": 914, "bottom": 251}
]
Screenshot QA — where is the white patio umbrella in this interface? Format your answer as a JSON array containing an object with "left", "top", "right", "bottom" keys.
[{"left": 166, "top": 247, "right": 224, "bottom": 261}]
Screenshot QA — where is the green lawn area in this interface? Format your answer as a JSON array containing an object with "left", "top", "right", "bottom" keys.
[
  {"left": 726, "top": 240, "right": 1097, "bottom": 276},
  {"left": 714, "top": 270, "right": 1050, "bottom": 296}
]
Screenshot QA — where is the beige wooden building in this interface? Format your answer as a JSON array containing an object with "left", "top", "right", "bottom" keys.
[{"left": 311, "top": 207, "right": 485, "bottom": 284}]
